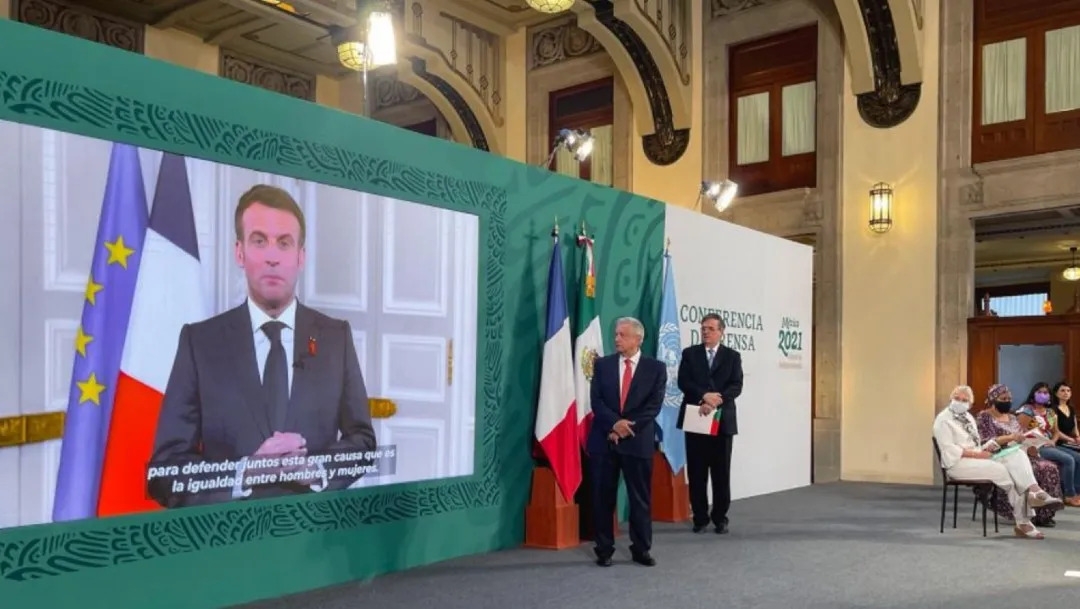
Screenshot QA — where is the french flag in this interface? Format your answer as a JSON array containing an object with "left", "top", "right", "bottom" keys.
[
  {"left": 96, "top": 153, "right": 208, "bottom": 517},
  {"left": 534, "top": 230, "right": 581, "bottom": 503}
]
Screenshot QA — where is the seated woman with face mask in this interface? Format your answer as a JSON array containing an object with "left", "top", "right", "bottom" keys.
[
  {"left": 933, "top": 385, "right": 1063, "bottom": 539},
  {"left": 975, "top": 383, "right": 1063, "bottom": 527}
]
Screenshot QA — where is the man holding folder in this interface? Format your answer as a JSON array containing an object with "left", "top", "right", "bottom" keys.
[{"left": 677, "top": 313, "right": 744, "bottom": 534}]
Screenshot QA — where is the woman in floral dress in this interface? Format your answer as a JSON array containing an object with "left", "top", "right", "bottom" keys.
[{"left": 975, "top": 383, "right": 1063, "bottom": 527}]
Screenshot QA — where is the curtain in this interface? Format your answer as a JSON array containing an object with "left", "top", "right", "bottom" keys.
[
  {"left": 1046, "top": 25, "right": 1080, "bottom": 114},
  {"left": 781, "top": 81, "right": 816, "bottom": 156},
  {"left": 554, "top": 146, "right": 579, "bottom": 177},
  {"left": 736, "top": 92, "right": 769, "bottom": 165},
  {"left": 981, "top": 38, "right": 1026, "bottom": 125},
  {"left": 589, "top": 124, "right": 613, "bottom": 187}
]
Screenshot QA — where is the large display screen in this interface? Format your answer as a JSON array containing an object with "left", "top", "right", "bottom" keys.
[{"left": 0, "top": 120, "right": 479, "bottom": 528}]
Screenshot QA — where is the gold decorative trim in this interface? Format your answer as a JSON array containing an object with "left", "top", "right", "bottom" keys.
[
  {"left": 0, "top": 411, "right": 66, "bottom": 448},
  {"left": 0, "top": 399, "right": 397, "bottom": 448}
]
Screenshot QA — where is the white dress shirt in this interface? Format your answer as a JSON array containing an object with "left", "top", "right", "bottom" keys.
[
  {"left": 248, "top": 296, "right": 297, "bottom": 394},
  {"left": 232, "top": 297, "right": 326, "bottom": 498}
]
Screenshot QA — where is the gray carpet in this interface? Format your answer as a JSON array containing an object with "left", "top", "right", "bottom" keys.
[{"left": 233, "top": 482, "right": 1080, "bottom": 609}]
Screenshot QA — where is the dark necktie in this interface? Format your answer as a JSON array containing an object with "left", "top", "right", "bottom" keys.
[{"left": 261, "top": 320, "right": 289, "bottom": 431}]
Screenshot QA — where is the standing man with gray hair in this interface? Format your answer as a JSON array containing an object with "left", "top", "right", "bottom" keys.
[{"left": 586, "top": 317, "right": 667, "bottom": 567}]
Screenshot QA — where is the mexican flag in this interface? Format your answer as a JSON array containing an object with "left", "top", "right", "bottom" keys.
[
  {"left": 573, "top": 227, "right": 603, "bottom": 447},
  {"left": 574, "top": 226, "right": 628, "bottom": 522}
]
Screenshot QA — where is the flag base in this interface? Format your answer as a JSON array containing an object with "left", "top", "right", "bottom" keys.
[
  {"left": 650, "top": 452, "right": 690, "bottom": 523},
  {"left": 524, "top": 466, "right": 580, "bottom": 550}
]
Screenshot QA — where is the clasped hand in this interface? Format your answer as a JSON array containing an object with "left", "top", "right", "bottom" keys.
[
  {"left": 248, "top": 431, "right": 312, "bottom": 476},
  {"left": 699, "top": 392, "right": 723, "bottom": 416},
  {"left": 608, "top": 419, "right": 635, "bottom": 443}
]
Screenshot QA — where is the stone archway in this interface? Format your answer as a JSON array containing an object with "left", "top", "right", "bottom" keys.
[{"left": 831, "top": 0, "right": 925, "bottom": 128}]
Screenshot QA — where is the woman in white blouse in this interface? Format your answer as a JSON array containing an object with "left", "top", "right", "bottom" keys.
[{"left": 933, "top": 385, "right": 1063, "bottom": 539}]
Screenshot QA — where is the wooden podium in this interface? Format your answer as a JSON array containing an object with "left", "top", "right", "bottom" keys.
[
  {"left": 524, "top": 466, "right": 579, "bottom": 549},
  {"left": 650, "top": 452, "right": 690, "bottom": 522}
]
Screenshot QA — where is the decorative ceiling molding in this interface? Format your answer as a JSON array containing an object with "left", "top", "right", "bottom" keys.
[
  {"left": 219, "top": 48, "right": 316, "bottom": 102},
  {"left": 12, "top": 0, "right": 145, "bottom": 54},
  {"left": 709, "top": 0, "right": 778, "bottom": 19},
  {"left": 528, "top": 18, "right": 604, "bottom": 70}
]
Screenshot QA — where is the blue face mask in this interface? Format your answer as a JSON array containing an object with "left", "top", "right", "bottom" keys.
[{"left": 1034, "top": 392, "right": 1051, "bottom": 405}]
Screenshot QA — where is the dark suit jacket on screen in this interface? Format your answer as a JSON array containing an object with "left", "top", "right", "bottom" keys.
[
  {"left": 585, "top": 353, "right": 667, "bottom": 459},
  {"left": 147, "top": 301, "right": 377, "bottom": 508},
  {"left": 676, "top": 343, "right": 744, "bottom": 435}
]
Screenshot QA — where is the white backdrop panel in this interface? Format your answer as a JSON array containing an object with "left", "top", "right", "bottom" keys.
[{"left": 663, "top": 205, "right": 813, "bottom": 501}]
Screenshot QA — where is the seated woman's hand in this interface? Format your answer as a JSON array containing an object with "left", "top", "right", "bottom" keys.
[{"left": 972, "top": 450, "right": 992, "bottom": 459}]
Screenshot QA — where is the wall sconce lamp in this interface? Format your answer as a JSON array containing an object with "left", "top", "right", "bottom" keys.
[
  {"left": 542, "top": 128, "right": 595, "bottom": 167},
  {"left": 329, "top": 1, "right": 397, "bottom": 117},
  {"left": 698, "top": 180, "right": 739, "bottom": 213},
  {"left": 1064, "top": 246, "right": 1080, "bottom": 281},
  {"left": 868, "top": 182, "right": 893, "bottom": 234}
]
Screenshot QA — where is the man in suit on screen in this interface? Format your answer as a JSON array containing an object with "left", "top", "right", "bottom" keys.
[
  {"left": 586, "top": 317, "right": 667, "bottom": 567},
  {"left": 147, "top": 184, "right": 377, "bottom": 508},
  {"left": 677, "top": 313, "right": 744, "bottom": 534}
]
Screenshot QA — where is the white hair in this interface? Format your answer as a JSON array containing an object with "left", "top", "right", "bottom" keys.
[
  {"left": 951, "top": 385, "right": 974, "bottom": 402},
  {"left": 615, "top": 317, "right": 645, "bottom": 340}
]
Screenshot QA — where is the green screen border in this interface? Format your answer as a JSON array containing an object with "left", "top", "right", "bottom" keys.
[{"left": 0, "top": 19, "right": 509, "bottom": 583}]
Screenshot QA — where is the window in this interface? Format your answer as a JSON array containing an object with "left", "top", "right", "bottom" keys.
[
  {"left": 548, "top": 78, "right": 614, "bottom": 186},
  {"left": 728, "top": 24, "right": 818, "bottom": 197},
  {"left": 975, "top": 283, "right": 1051, "bottom": 317},
  {"left": 973, "top": 0, "right": 1080, "bottom": 163}
]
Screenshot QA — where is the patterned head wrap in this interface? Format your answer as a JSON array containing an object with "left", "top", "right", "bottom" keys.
[{"left": 986, "top": 383, "right": 1011, "bottom": 405}]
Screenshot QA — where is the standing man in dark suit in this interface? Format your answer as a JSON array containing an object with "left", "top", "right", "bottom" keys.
[
  {"left": 147, "top": 184, "right": 377, "bottom": 509},
  {"left": 586, "top": 317, "right": 667, "bottom": 567},
  {"left": 677, "top": 313, "right": 744, "bottom": 534}
]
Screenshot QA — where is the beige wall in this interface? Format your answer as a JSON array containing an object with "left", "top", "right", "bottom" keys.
[
  {"left": 840, "top": 0, "right": 940, "bottom": 484},
  {"left": 502, "top": 28, "right": 528, "bottom": 164}
]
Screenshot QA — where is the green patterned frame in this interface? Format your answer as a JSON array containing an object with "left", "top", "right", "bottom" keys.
[
  {"left": 0, "top": 19, "right": 505, "bottom": 582},
  {"left": 0, "top": 18, "right": 665, "bottom": 607}
]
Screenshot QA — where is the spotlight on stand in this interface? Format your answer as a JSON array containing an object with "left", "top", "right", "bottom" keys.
[
  {"left": 543, "top": 128, "right": 595, "bottom": 167},
  {"left": 698, "top": 180, "right": 738, "bottom": 213}
]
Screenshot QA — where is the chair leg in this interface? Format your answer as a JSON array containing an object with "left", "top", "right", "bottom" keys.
[
  {"left": 940, "top": 483, "right": 947, "bottom": 533},
  {"left": 992, "top": 487, "right": 999, "bottom": 533},
  {"left": 981, "top": 487, "right": 988, "bottom": 537},
  {"left": 972, "top": 491, "right": 978, "bottom": 521},
  {"left": 953, "top": 485, "right": 959, "bottom": 529}
]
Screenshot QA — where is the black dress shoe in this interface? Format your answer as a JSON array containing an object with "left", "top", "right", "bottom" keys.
[
  {"left": 631, "top": 553, "right": 656, "bottom": 567},
  {"left": 714, "top": 524, "right": 729, "bottom": 534},
  {"left": 692, "top": 524, "right": 708, "bottom": 533},
  {"left": 596, "top": 556, "right": 613, "bottom": 567}
]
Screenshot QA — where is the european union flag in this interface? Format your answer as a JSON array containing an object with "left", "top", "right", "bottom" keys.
[
  {"left": 655, "top": 249, "right": 687, "bottom": 473},
  {"left": 52, "top": 142, "right": 149, "bottom": 522}
]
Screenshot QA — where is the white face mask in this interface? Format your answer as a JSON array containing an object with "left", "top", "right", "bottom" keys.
[{"left": 948, "top": 399, "right": 970, "bottom": 414}]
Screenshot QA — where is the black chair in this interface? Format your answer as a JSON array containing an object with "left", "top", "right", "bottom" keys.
[{"left": 932, "top": 438, "right": 999, "bottom": 536}]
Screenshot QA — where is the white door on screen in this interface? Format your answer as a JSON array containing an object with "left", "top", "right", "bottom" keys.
[{"left": 299, "top": 188, "right": 479, "bottom": 488}]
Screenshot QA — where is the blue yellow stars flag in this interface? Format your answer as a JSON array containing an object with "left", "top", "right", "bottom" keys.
[{"left": 52, "top": 142, "right": 149, "bottom": 522}]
